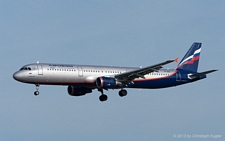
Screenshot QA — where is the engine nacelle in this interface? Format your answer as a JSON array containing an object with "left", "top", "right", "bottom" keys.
[
  {"left": 96, "top": 77, "right": 117, "bottom": 89},
  {"left": 67, "top": 86, "right": 92, "bottom": 96}
]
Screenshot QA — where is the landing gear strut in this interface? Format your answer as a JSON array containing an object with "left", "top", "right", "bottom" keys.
[
  {"left": 34, "top": 84, "right": 40, "bottom": 96},
  {"left": 98, "top": 89, "right": 108, "bottom": 102},
  {"left": 119, "top": 89, "right": 127, "bottom": 97}
]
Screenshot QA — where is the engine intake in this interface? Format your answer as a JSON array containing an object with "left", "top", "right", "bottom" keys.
[
  {"left": 67, "top": 86, "right": 92, "bottom": 96},
  {"left": 96, "top": 77, "right": 117, "bottom": 89}
]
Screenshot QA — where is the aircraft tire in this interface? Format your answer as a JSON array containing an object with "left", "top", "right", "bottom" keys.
[
  {"left": 34, "top": 91, "right": 39, "bottom": 96},
  {"left": 99, "top": 94, "right": 108, "bottom": 102},
  {"left": 119, "top": 89, "right": 127, "bottom": 97}
]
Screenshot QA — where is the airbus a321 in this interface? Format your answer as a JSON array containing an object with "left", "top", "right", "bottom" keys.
[{"left": 13, "top": 43, "right": 217, "bottom": 102}]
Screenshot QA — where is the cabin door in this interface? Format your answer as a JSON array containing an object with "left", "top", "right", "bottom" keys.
[
  {"left": 37, "top": 64, "right": 43, "bottom": 75},
  {"left": 77, "top": 66, "right": 83, "bottom": 77}
]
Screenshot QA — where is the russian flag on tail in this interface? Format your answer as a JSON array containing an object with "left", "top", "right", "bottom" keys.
[{"left": 176, "top": 43, "right": 201, "bottom": 72}]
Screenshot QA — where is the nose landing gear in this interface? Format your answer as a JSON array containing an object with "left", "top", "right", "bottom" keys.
[{"left": 34, "top": 84, "right": 40, "bottom": 96}]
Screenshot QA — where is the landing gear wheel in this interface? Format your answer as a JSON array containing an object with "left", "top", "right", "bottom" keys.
[
  {"left": 119, "top": 89, "right": 127, "bottom": 97},
  {"left": 34, "top": 84, "right": 40, "bottom": 96},
  {"left": 99, "top": 94, "right": 108, "bottom": 102},
  {"left": 34, "top": 91, "right": 39, "bottom": 96}
]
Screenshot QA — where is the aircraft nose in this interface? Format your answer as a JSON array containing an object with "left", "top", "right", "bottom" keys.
[{"left": 13, "top": 72, "right": 23, "bottom": 81}]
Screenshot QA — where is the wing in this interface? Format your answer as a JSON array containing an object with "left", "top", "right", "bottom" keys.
[{"left": 115, "top": 59, "right": 177, "bottom": 84}]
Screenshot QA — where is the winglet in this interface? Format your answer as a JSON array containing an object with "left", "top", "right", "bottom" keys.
[{"left": 174, "top": 58, "right": 178, "bottom": 63}]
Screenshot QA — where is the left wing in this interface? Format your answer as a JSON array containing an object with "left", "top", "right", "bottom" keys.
[{"left": 115, "top": 59, "right": 177, "bottom": 84}]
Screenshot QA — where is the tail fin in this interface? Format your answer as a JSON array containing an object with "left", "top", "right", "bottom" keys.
[{"left": 177, "top": 42, "right": 201, "bottom": 72}]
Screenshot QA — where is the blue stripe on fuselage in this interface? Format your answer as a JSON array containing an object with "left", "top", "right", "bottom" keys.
[{"left": 127, "top": 74, "right": 179, "bottom": 89}]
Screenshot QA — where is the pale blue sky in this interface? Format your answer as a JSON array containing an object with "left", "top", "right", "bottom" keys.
[{"left": 0, "top": 1, "right": 224, "bottom": 140}]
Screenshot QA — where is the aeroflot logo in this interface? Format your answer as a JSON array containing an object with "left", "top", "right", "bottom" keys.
[
  {"left": 179, "top": 48, "right": 201, "bottom": 65},
  {"left": 49, "top": 64, "right": 73, "bottom": 67}
]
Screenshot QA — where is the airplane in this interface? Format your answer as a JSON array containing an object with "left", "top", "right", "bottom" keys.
[{"left": 13, "top": 42, "right": 217, "bottom": 102}]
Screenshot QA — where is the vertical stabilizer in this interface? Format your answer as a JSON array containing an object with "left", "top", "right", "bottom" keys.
[{"left": 177, "top": 43, "right": 201, "bottom": 72}]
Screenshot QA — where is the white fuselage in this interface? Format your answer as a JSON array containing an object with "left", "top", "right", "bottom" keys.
[{"left": 13, "top": 63, "right": 175, "bottom": 88}]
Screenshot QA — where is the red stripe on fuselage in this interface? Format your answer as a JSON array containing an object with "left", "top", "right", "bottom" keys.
[
  {"left": 25, "top": 71, "right": 178, "bottom": 86},
  {"left": 26, "top": 81, "right": 95, "bottom": 85}
]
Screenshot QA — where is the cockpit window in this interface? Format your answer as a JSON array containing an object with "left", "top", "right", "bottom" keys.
[{"left": 20, "top": 67, "right": 32, "bottom": 71}]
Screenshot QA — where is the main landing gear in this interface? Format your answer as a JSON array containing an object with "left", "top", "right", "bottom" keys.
[
  {"left": 119, "top": 89, "right": 127, "bottom": 97},
  {"left": 98, "top": 89, "right": 128, "bottom": 102},
  {"left": 98, "top": 89, "right": 108, "bottom": 102},
  {"left": 34, "top": 84, "right": 40, "bottom": 96}
]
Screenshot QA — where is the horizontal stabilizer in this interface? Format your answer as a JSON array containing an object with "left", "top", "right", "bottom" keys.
[{"left": 189, "top": 70, "right": 218, "bottom": 79}]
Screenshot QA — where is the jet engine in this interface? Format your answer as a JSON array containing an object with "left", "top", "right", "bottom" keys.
[
  {"left": 96, "top": 77, "right": 117, "bottom": 89},
  {"left": 67, "top": 86, "right": 92, "bottom": 96}
]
